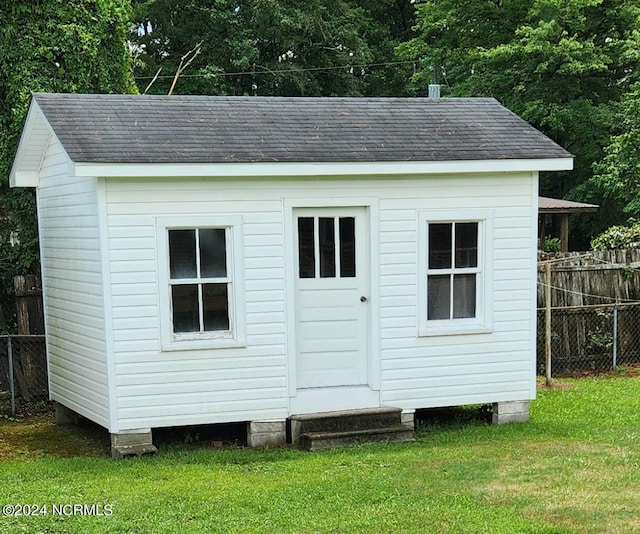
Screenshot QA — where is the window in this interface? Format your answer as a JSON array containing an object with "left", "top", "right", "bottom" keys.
[
  {"left": 427, "top": 222, "right": 478, "bottom": 320},
  {"left": 169, "top": 228, "right": 229, "bottom": 335},
  {"left": 418, "top": 211, "right": 492, "bottom": 336},
  {"left": 157, "top": 216, "right": 245, "bottom": 350}
]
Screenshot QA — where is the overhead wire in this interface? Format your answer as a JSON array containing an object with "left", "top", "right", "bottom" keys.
[{"left": 133, "top": 59, "right": 419, "bottom": 80}]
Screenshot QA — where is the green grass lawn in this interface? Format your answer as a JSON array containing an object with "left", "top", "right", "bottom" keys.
[{"left": 1, "top": 376, "right": 639, "bottom": 533}]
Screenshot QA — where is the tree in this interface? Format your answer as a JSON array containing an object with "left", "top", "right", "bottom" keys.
[
  {"left": 131, "top": 0, "right": 416, "bottom": 97},
  {"left": 0, "top": 0, "right": 136, "bottom": 331},
  {"left": 401, "top": 0, "right": 640, "bottom": 245},
  {"left": 590, "top": 83, "right": 640, "bottom": 221},
  {"left": 351, "top": 0, "right": 416, "bottom": 96}
]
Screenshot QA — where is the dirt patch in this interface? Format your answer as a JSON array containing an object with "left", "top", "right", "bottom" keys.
[
  {"left": 0, "top": 413, "right": 109, "bottom": 460},
  {"left": 536, "top": 378, "right": 573, "bottom": 390}
]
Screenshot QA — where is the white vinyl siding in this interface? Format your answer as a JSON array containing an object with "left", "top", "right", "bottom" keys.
[
  {"left": 378, "top": 175, "right": 537, "bottom": 409},
  {"left": 106, "top": 181, "right": 286, "bottom": 429},
  {"left": 103, "top": 173, "right": 537, "bottom": 430},
  {"left": 36, "top": 143, "right": 110, "bottom": 428}
]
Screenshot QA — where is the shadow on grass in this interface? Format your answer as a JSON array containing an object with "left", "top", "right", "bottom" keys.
[{"left": 0, "top": 413, "right": 111, "bottom": 460}]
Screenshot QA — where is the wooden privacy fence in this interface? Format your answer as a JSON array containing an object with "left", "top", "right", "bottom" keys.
[{"left": 537, "top": 251, "right": 640, "bottom": 376}]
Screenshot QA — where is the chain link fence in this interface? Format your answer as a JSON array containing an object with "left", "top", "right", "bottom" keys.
[
  {"left": 0, "top": 335, "right": 49, "bottom": 416},
  {"left": 2, "top": 304, "right": 639, "bottom": 411},
  {"left": 536, "top": 303, "right": 640, "bottom": 376}
]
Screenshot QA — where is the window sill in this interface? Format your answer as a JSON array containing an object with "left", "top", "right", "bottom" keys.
[
  {"left": 418, "top": 326, "right": 492, "bottom": 337},
  {"left": 161, "top": 337, "right": 247, "bottom": 352}
]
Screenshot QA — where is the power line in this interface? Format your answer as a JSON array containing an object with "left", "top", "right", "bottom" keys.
[{"left": 134, "top": 59, "right": 418, "bottom": 80}]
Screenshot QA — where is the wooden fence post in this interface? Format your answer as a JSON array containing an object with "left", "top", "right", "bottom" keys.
[
  {"left": 545, "top": 262, "right": 552, "bottom": 386},
  {"left": 13, "top": 275, "right": 46, "bottom": 401},
  {"left": 14, "top": 275, "right": 44, "bottom": 335}
]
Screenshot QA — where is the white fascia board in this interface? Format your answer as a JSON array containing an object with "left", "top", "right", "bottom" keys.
[
  {"left": 11, "top": 170, "right": 40, "bottom": 187},
  {"left": 71, "top": 157, "right": 573, "bottom": 179},
  {"left": 9, "top": 100, "right": 44, "bottom": 187},
  {"left": 10, "top": 98, "right": 70, "bottom": 188}
]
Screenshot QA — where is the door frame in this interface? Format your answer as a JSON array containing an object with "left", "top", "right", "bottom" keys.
[{"left": 283, "top": 197, "right": 380, "bottom": 411}]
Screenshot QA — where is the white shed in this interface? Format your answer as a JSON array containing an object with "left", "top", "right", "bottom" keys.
[{"left": 10, "top": 94, "right": 572, "bottom": 456}]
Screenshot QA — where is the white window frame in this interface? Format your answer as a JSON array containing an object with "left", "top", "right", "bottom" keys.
[
  {"left": 156, "top": 215, "right": 246, "bottom": 351},
  {"left": 418, "top": 209, "right": 493, "bottom": 336}
]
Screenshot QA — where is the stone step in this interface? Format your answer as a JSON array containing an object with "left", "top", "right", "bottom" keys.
[
  {"left": 291, "top": 406, "right": 403, "bottom": 441},
  {"left": 298, "top": 426, "right": 414, "bottom": 452}
]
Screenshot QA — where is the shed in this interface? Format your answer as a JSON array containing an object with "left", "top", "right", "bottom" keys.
[
  {"left": 10, "top": 93, "right": 573, "bottom": 456},
  {"left": 538, "top": 196, "right": 599, "bottom": 251}
]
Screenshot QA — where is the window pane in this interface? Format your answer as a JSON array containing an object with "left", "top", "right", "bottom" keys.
[
  {"left": 339, "top": 217, "right": 356, "bottom": 278},
  {"left": 455, "top": 223, "right": 478, "bottom": 268},
  {"left": 169, "top": 229, "right": 197, "bottom": 279},
  {"left": 200, "top": 228, "right": 227, "bottom": 278},
  {"left": 319, "top": 217, "right": 336, "bottom": 278},
  {"left": 203, "top": 284, "right": 229, "bottom": 331},
  {"left": 428, "top": 274, "right": 450, "bottom": 320},
  {"left": 453, "top": 274, "right": 476, "bottom": 318},
  {"left": 172, "top": 284, "right": 199, "bottom": 332},
  {"left": 298, "top": 217, "right": 315, "bottom": 278},
  {"left": 429, "top": 223, "right": 452, "bottom": 269}
]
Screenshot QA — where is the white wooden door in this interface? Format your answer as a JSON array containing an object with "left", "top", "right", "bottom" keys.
[{"left": 294, "top": 207, "right": 369, "bottom": 389}]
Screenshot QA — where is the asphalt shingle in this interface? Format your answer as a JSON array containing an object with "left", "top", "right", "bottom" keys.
[{"left": 33, "top": 93, "right": 572, "bottom": 164}]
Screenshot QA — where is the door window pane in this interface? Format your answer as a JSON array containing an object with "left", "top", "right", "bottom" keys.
[
  {"left": 428, "top": 275, "right": 450, "bottom": 320},
  {"left": 298, "top": 217, "right": 315, "bottom": 278},
  {"left": 200, "top": 229, "right": 227, "bottom": 278},
  {"left": 169, "top": 230, "right": 197, "bottom": 279},
  {"left": 429, "top": 223, "right": 452, "bottom": 269},
  {"left": 203, "top": 283, "right": 229, "bottom": 331},
  {"left": 453, "top": 274, "right": 476, "bottom": 318},
  {"left": 172, "top": 284, "right": 199, "bottom": 332},
  {"left": 455, "top": 223, "right": 478, "bottom": 268},
  {"left": 319, "top": 217, "right": 336, "bottom": 278},
  {"left": 339, "top": 217, "right": 356, "bottom": 277}
]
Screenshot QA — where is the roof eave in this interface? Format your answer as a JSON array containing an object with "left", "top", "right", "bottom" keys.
[
  {"left": 10, "top": 98, "right": 71, "bottom": 188},
  {"left": 9, "top": 99, "right": 45, "bottom": 187},
  {"left": 72, "top": 157, "right": 574, "bottom": 179},
  {"left": 539, "top": 207, "right": 599, "bottom": 214}
]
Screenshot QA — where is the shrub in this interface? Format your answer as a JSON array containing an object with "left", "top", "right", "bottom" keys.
[{"left": 591, "top": 224, "right": 640, "bottom": 250}]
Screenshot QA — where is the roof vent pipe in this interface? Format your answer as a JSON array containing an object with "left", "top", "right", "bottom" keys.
[{"left": 428, "top": 84, "right": 441, "bottom": 98}]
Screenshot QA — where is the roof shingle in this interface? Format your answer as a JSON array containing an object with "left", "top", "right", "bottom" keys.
[{"left": 33, "top": 93, "right": 572, "bottom": 164}]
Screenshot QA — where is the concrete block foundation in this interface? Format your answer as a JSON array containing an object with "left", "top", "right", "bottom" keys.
[
  {"left": 55, "top": 403, "right": 82, "bottom": 425},
  {"left": 247, "top": 420, "right": 287, "bottom": 448},
  {"left": 401, "top": 409, "right": 415, "bottom": 430},
  {"left": 111, "top": 429, "right": 157, "bottom": 459},
  {"left": 492, "top": 401, "right": 530, "bottom": 425}
]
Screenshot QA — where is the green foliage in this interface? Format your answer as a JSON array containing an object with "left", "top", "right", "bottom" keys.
[
  {"left": 0, "top": 1, "right": 136, "bottom": 331},
  {"left": 540, "top": 235, "right": 562, "bottom": 252},
  {"left": 131, "top": 0, "right": 415, "bottom": 96},
  {"left": 402, "top": 0, "right": 640, "bottom": 242},
  {"left": 590, "top": 82, "right": 640, "bottom": 220},
  {"left": 590, "top": 223, "right": 640, "bottom": 250}
]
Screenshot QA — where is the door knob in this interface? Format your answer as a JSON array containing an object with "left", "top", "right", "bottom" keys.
[{"left": 360, "top": 296, "right": 367, "bottom": 302}]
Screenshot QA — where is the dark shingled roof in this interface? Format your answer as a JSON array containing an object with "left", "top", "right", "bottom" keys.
[{"left": 33, "top": 93, "right": 572, "bottom": 164}]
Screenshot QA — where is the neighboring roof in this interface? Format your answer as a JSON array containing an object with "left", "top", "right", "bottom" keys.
[
  {"left": 538, "top": 196, "right": 599, "bottom": 213},
  {"left": 30, "top": 93, "right": 572, "bottom": 165}
]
